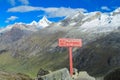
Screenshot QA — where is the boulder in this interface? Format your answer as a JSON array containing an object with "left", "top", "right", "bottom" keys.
[
  {"left": 37, "top": 68, "right": 50, "bottom": 77},
  {"left": 75, "top": 71, "right": 95, "bottom": 80},
  {"left": 37, "top": 68, "right": 72, "bottom": 80}
]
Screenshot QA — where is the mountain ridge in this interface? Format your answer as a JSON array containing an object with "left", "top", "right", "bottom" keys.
[{"left": 0, "top": 16, "right": 52, "bottom": 34}]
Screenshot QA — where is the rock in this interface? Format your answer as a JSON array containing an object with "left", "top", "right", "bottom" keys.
[
  {"left": 72, "top": 68, "right": 79, "bottom": 79},
  {"left": 74, "top": 71, "right": 95, "bottom": 80},
  {"left": 37, "top": 68, "right": 72, "bottom": 80},
  {"left": 37, "top": 68, "right": 50, "bottom": 77}
]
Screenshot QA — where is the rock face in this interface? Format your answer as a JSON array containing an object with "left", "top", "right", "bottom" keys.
[
  {"left": 37, "top": 68, "right": 72, "bottom": 80},
  {"left": 37, "top": 68, "right": 96, "bottom": 80},
  {"left": 74, "top": 71, "right": 95, "bottom": 80},
  {"left": 0, "top": 27, "right": 31, "bottom": 43},
  {"left": 74, "top": 31, "right": 120, "bottom": 76}
]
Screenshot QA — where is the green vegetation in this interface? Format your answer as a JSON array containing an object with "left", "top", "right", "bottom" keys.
[
  {"left": 0, "top": 31, "right": 68, "bottom": 78},
  {"left": 0, "top": 50, "right": 68, "bottom": 78}
]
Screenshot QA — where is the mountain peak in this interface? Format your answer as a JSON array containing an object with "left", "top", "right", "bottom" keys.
[
  {"left": 38, "top": 16, "right": 52, "bottom": 28},
  {"left": 65, "top": 11, "right": 85, "bottom": 20},
  {"left": 114, "top": 7, "right": 120, "bottom": 13},
  {"left": 111, "top": 8, "right": 120, "bottom": 16},
  {"left": 41, "top": 16, "right": 48, "bottom": 21},
  {"left": 29, "top": 21, "right": 37, "bottom": 25}
]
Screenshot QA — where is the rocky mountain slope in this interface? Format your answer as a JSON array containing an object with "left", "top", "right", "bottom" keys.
[
  {"left": 0, "top": 16, "right": 52, "bottom": 48},
  {"left": 0, "top": 8, "right": 120, "bottom": 78},
  {"left": 74, "top": 30, "right": 120, "bottom": 76}
]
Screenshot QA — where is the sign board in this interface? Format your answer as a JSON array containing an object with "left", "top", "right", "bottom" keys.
[
  {"left": 59, "top": 38, "right": 82, "bottom": 47},
  {"left": 58, "top": 38, "right": 82, "bottom": 76}
]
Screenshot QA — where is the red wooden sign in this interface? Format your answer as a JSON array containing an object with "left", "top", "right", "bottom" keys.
[
  {"left": 59, "top": 38, "right": 82, "bottom": 47},
  {"left": 58, "top": 38, "right": 82, "bottom": 76}
]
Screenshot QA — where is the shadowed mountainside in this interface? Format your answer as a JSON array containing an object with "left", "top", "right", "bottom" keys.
[{"left": 74, "top": 30, "right": 120, "bottom": 77}]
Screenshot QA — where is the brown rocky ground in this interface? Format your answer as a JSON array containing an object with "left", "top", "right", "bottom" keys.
[{"left": 0, "top": 71, "right": 33, "bottom": 80}]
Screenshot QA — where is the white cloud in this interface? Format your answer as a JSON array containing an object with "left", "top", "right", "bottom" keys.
[
  {"left": 5, "top": 16, "right": 18, "bottom": 23},
  {"left": 8, "top": 0, "right": 29, "bottom": 6},
  {"left": 43, "top": 7, "right": 87, "bottom": 18},
  {"left": 101, "top": 6, "right": 110, "bottom": 11},
  {"left": 7, "top": 6, "right": 41, "bottom": 12},
  {"left": 7, "top": 6, "right": 87, "bottom": 18},
  {"left": 19, "top": 0, "right": 29, "bottom": 5},
  {"left": 9, "top": 0, "right": 16, "bottom": 6}
]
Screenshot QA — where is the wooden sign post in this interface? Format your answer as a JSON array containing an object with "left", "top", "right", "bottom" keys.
[{"left": 58, "top": 38, "right": 82, "bottom": 76}]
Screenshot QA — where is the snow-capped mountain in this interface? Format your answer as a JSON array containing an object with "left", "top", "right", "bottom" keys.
[
  {"left": 0, "top": 16, "right": 52, "bottom": 33},
  {"left": 0, "top": 8, "right": 120, "bottom": 35},
  {"left": 0, "top": 25, "right": 13, "bottom": 33},
  {"left": 28, "top": 16, "right": 52, "bottom": 28},
  {"left": 79, "top": 11, "right": 120, "bottom": 33},
  {"left": 59, "top": 8, "right": 120, "bottom": 33},
  {"left": 60, "top": 11, "right": 85, "bottom": 26},
  {"left": 112, "top": 7, "right": 120, "bottom": 15},
  {"left": 0, "top": 16, "right": 52, "bottom": 43},
  {"left": 38, "top": 16, "right": 52, "bottom": 28}
]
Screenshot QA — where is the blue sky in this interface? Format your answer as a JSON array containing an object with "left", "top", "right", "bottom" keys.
[{"left": 0, "top": 0, "right": 120, "bottom": 28}]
